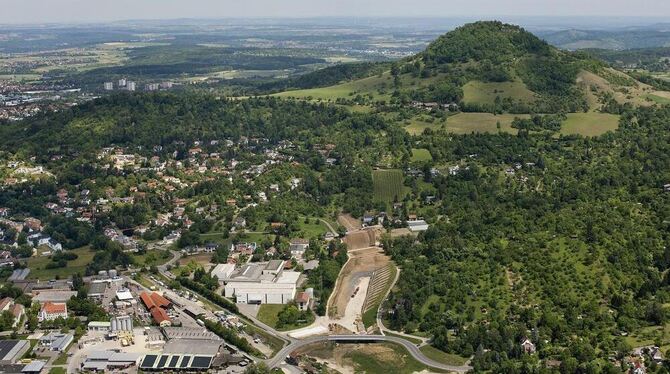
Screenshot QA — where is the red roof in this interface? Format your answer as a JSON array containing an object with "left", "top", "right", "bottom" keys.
[
  {"left": 41, "top": 302, "right": 66, "bottom": 314},
  {"left": 296, "top": 292, "right": 310, "bottom": 303},
  {"left": 150, "top": 307, "right": 171, "bottom": 324},
  {"left": 139, "top": 292, "right": 156, "bottom": 310},
  {"left": 150, "top": 292, "right": 171, "bottom": 309}
]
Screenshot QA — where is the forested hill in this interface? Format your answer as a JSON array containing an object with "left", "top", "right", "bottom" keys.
[{"left": 273, "top": 21, "right": 670, "bottom": 114}]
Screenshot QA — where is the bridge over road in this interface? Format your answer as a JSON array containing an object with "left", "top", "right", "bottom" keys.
[{"left": 265, "top": 334, "right": 472, "bottom": 372}]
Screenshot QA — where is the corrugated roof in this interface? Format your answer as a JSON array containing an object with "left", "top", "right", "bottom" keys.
[
  {"left": 150, "top": 307, "right": 170, "bottom": 324},
  {"left": 139, "top": 292, "right": 156, "bottom": 310},
  {"left": 21, "top": 360, "right": 46, "bottom": 372},
  {"left": 150, "top": 292, "right": 171, "bottom": 309}
]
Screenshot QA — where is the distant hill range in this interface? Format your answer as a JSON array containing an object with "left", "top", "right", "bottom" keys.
[
  {"left": 538, "top": 25, "right": 670, "bottom": 50},
  {"left": 273, "top": 21, "right": 670, "bottom": 113}
]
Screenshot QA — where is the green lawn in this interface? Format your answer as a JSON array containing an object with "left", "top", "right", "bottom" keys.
[
  {"left": 256, "top": 304, "right": 315, "bottom": 331},
  {"left": 419, "top": 344, "right": 469, "bottom": 366},
  {"left": 49, "top": 368, "right": 66, "bottom": 374},
  {"left": 463, "top": 80, "right": 537, "bottom": 105},
  {"left": 372, "top": 169, "right": 406, "bottom": 203},
  {"left": 26, "top": 246, "right": 96, "bottom": 280},
  {"left": 560, "top": 113, "right": 620, "bottom": 137},
  {"left": 410, "top": 148, "right": 433, "bottom": 162}
]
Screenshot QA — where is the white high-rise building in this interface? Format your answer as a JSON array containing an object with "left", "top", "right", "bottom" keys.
[
  {"left": 104, "top": 82, "right": 114, "bottom": 91},
  {"left": 126, "top": 81, "right": 136, "bottom": 91},
  {"left": 118, "top": 78, "right": 127, "bottom": 87}
]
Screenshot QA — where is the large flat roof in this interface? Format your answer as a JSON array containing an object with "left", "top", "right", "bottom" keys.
[{"left": 163, "top": 339, "right": 222, "bottom": 356}]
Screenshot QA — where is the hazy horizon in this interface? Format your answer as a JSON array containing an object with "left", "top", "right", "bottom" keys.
[{"left": 1, "top": 0, "right": 670, "bottom": 25}]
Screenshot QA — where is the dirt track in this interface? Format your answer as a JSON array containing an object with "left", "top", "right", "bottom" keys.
[
  {"left": 338, "top": 214, "right": 361, "bottom": 232},
  {"left": 329, "top": 247, "right": 390, "bottom": 320}
]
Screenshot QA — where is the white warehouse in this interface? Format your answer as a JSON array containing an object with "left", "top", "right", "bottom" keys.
[{"left": 223, "top": 260, "right": 300, "bottom": 304}]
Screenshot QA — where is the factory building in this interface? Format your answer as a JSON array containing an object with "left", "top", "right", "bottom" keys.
[{"left": 222, "top": 260, "right": 299, "bottom": 304}]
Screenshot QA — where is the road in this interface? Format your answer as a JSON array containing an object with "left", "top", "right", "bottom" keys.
[
  {"left": 266, "top": 334, "right": 472, "bottom": 372},
  {"left": 152, "top": 238, "right": 472, "bottom": 373}
]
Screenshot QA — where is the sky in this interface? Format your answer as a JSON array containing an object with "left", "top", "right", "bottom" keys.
[{"left": 0, "top": 0, "right": 669, "bottom": 24}]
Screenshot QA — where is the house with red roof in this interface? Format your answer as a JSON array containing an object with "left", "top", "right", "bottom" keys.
[{"left": 38, "top": 302, "right": 67, "bottom": 321}]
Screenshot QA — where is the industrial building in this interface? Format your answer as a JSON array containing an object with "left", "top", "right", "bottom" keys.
[
  {"left": 161, "top": 327, "right": 220, "bottom": 341},
  {"left": 141, "top": 291, "right": 173, "bottom": 326},
  {"left": 39, "top": 332, "right": 73, "bottom": 352},
  {"left": 111, "top": 314, "right": 134, "bottom": 332},
  {"left": 0, "top": 340, "right": 30, "bottom": 364},
  {"left": 140, "top": 339, "right": 222, "bottom": 371},
  {"left": 223, "top": 260, "right": 300, "bottom": 304},
  {"left": 211, "top": 263, "right": 235, "bottom": 281},
  {"left": 82, "top": 351, "right": 142, "bottom": 372},
  {"left": 88, "top": 282, "right": 108, "bottom": 299}
]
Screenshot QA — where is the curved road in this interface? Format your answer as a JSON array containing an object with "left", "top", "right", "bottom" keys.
[
  {"left": 152, "top": 242, "right": 471, "bottom": 372},
  {"left": 266, "top": 334, "right": 472, "bottom": 372}
]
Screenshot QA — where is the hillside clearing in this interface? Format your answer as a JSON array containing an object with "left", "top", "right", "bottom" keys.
[
  {"left": 560, "top": 113, "right": 620, "bottom": 137},
  {"left": 446, "top": 113, "right": 526, "bottom": 134},
  {"left": 410, "top": 148, "right": 433, "bottom": 162},
  {"left": 462, "top": 80, "right": 537, "bottom": 105}
]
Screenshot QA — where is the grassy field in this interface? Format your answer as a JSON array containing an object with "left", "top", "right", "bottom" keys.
[
  {"left": 131, "top": 250, "right": 172, "bottom": 267},
  {"left": 646, "top": 93, "right": 670, "bottom": 105},
  {"left": 372, "top": 169, "right": 405, "bottom": 203},
  {"left": 403, "top": 117, "right": 446, "bottom": 135},
  {"left": 560, "top": 113, "right": 620, "bottom": 137},
  {"left": 446, "top": 113, "right": 527, "bottom": 134},
  {"left": 49, "top": 368, "right": 66, "bottom": 374},
  {"left": 26, "top": 246, "right": 95, "bottom": 280},
  {"left": 274, "top": 74, "right": 392, "bottom": 101},
  {"left": 419, "top": 344, "right": 469, "bottom": 366},
  {"left": 296, "top": 217, "right": 331, "bottom": 239},
  {"left": 299, "top": 341, "right": 438, "bottom": 374},
  {"left": 462, "top": 80, "right": 537, "bottom": 105},
  {"left": 256, "top": 304, "right": 315, "bottom": 331},
  {"left": 410, "top": 148, "right": 433, "bottom": 162}
]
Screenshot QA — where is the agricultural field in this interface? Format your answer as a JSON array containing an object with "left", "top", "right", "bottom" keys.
[
  {"left": 26, "top": 246, "right": 95, "bottom": 280},
  {"left": 372, "top": 169, "right": 406, "bottom": 203},
  {"left": 462, "top": 80, "right": 537, "bottom": 105},
  {"left": 361, "top": 263, "right": 398, "bottom": 328},
  {"left": 410, "top": 148, "right": 433, "bottom": 162},
  {"left": 559, "top": 113, "right": 620, "bottom": 136}
]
